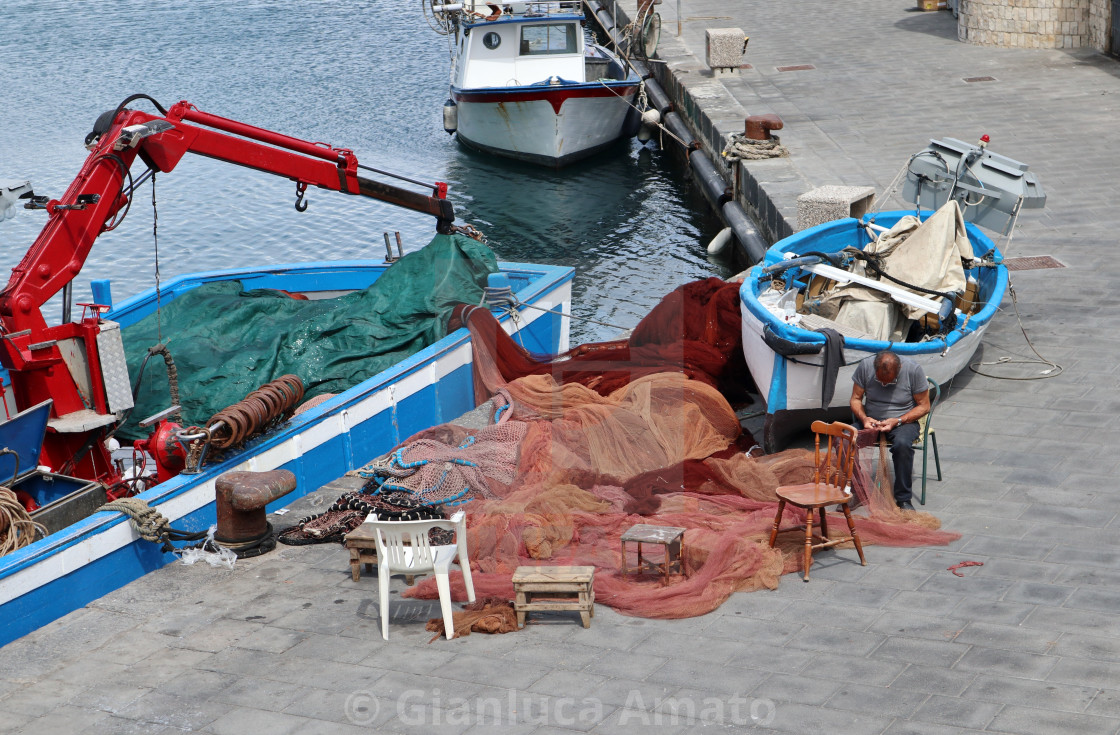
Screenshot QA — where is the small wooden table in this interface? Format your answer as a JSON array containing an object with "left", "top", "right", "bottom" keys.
[
  {"left": 512, "top": 565, "right": 595, "bottom": 629},
  {"left": 344, "top": 522, "right": 379, "bottom": 582},
  {"left": 620, "top": 523, "right": 686, "bottom": 581}
]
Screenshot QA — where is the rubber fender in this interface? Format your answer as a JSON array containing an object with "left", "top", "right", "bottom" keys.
[
  {"left": 690, "top": 153, "right": 730, "bottom": 206},
  {"left": 645, "top": 82, "right": 672, "bottom": 114},
  {"left": 721, "top": 202, "right": 769, "bottom": 264},
  {"left": 621, "top": 104, "right": 642, "bottom": 138},
  {"left": 662, "top": 111, "right": 696, "bottom": 149}
]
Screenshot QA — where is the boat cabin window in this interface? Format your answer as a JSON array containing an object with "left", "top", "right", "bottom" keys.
[
  {"left": 483, "top": 31, "right": 501, "bottom": 49},
  {"left": 519, "top": 23, "right": 577, "bottom": 55}
]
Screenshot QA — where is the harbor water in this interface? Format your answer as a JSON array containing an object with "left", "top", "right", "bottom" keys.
[{"left": 0, "top": 0, "right": 728, "bottom": 344}]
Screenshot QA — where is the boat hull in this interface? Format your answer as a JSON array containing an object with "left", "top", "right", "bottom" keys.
[
  {"left": 0, "top": 259, "right": 572, "bottom": 647},
  {"left": 739, "top": 211, "right": 1007, "bottom": 451},
  {"left": 453, "top": 81, "right": 639, "bottom": 166}
]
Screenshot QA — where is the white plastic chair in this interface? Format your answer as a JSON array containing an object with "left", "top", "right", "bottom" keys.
[{"left": 367, "top": 510, "right": 476, "bottom": 640}]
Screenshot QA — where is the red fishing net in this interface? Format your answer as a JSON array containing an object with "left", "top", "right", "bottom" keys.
[{"left": 384, "top": 279, "right": 958, "bottom": 619}]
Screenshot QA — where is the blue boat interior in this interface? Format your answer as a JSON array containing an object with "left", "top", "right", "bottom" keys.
[{"left": 745, "top": 210, "right": 1006, "bottom": 356}]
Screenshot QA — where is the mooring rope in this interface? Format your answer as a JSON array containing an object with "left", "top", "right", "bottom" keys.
[
  {"left": 99, "top": 497, "right": 173, "bottom": 550},
  {"left": 97, "top": 497, "right": 207, "bottom": 553},
  {"left": 721, "top": 133, "right": 788, "bottom": 161}
]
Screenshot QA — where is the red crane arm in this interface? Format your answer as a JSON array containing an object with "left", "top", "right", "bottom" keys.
[
  {"left": 0, "top": 99, "right": 458, "bottom": 482},
  {"left": 0, "top": 99, "right": 455, "bottom": 332}
]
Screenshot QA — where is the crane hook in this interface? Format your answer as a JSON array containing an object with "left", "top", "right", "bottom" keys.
[{"left": 294, "top": 182, "right": 308, "bottom": 212}]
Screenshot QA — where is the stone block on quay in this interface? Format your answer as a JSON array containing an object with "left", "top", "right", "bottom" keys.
[
  {"left": 705, "top": 27, "right": 747, "bottom": 72},
  {"left": 796, "top": 185, "right": 876, "bottom": 231}
]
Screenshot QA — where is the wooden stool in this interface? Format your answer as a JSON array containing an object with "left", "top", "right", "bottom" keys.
[
  {"left": 620, "top": 523, "right": 686, "bottom": 582},
  {"left": 512, "top": 566, "right": 595, "bottom": 628},
  {"left": 344, "top": 522, "right": 379, "bottom": 582},
  {"left": 344, "top": 522, "right": 415, "bottom": 584}
]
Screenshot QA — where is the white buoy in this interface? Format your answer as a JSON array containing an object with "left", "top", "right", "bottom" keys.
[
  {"left": 636, "top": 108, "right": 661, "bottom": 143},
  {"left": 706, "top": 226, "right": 734, "bottom": 255}
]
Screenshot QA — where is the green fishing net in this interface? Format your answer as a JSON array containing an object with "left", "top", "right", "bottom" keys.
[{"left": 117, "top": 234, "right": 497, "bottom": 440}]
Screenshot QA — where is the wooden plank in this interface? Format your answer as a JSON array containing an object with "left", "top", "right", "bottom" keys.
[
  {"left": 515, "top": 582, "right": 592, "bottom": 593},
  {"left": 344, "top": 522, "right": 379, "bottom": 543},
  {"left": 799, "top": 261, "right": 942, "bottom": 314},
  {"left": 512, "top": 565, "right": 594, "bottom": 583},
  {"left": 516, "top": 600, "right": 587, "bottom": 611}
]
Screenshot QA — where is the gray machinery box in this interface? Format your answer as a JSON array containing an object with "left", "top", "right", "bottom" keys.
[{"left": 901, "top": 137, "right": 1045, "bottom": 236}]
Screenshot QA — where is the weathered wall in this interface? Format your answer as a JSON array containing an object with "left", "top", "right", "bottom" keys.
[
  {"left": 1088, "top": 0, "right": 1110, "bottom": 50},
  {"left": 958, "top": 0, "right": 1111, "bottom": 51}
]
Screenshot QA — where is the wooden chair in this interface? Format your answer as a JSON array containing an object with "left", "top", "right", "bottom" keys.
[
  {"left": 916, "top": 377, "right": 943, "bottom": 505},
  {"left": 768, "top": 420, "right": 866, "bottom": 581}
]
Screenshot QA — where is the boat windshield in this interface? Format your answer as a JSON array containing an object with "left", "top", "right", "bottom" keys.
[{"left": 519, "top": 23, "right": 578, "bottom": 55}]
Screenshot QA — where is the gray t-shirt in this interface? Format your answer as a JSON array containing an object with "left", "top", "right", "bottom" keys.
[{"left": 853, "top": 356, "right": 927, "bottom": 420}]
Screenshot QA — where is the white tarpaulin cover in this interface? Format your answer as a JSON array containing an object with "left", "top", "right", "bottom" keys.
[{"left": 815, "top": 200, "right": 974, "bottom": 340}]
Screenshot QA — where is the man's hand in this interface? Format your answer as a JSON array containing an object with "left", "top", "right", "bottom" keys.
[{"left": 870, "top": 417, "right": 902, "bottom": 432}]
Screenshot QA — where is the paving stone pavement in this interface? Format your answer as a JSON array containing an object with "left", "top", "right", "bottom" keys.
[{"left": 4, "top": 2, "right": 1120, "bottom": 733}]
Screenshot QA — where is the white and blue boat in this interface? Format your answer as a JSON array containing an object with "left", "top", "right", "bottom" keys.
[
  {"left": 0, "top": 258, "right": 571, "bottom": 646},
  {"left": 431, "top": 0, "right": 642, "bottom": 166},
  {"left": 739, "top": 138, "right": 1044, "bottom": 451}
]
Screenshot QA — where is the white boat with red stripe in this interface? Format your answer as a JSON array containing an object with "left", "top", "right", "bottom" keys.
[{"left": 428, "top": 0, "right": 642, "bottom": 166}]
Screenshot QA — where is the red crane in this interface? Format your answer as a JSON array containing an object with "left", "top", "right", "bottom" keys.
[{"left": 0, "top": 95, "right": 457, "bottom": 487}]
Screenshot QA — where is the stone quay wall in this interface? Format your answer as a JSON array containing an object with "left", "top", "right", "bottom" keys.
[{"left": 958, "top": 0, "right": 1111, "bottom": 50}]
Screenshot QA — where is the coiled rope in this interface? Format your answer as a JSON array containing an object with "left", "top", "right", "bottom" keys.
[
  {"left": 0, "top": 448, "right": 46, "bottom": 555},
  {"left": 0, "top": 488, "right": 46, "bottom": 556},
  {"left": 722, "top": 132, "right": 789, "bottom": 161}
]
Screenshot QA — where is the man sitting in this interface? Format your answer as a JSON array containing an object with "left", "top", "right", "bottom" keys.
[{"left": 849, "top": 351, "right": 931, "bottom": 511}]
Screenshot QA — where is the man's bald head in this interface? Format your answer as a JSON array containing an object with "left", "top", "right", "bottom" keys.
[{"left": 874, "top": 351, "right": 901, "bottom": 384}]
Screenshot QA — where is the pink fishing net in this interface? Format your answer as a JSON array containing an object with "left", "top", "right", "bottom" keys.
[{"left": 392, "top": 281, "right": 957, "bottom": 619}]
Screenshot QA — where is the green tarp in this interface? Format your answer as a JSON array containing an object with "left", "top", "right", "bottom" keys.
[{"left": 118, "top": 234, "right": 498, "bottom": 440}]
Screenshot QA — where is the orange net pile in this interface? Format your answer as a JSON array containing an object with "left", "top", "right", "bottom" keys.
[{"left": 397, "top": 279, "right": 957, "bottom": 618}]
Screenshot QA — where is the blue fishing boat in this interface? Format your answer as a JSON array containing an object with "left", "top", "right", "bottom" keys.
[
  {"left": 739, "top": 138, "right": 1044, "bottom": 451},
  {"left": 0, "top": 97, "right": 572, "bottom": 646}
]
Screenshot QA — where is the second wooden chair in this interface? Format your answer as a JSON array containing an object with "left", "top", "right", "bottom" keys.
[{"left": 768, "top": 420, "right": 867, "bottom": 581}]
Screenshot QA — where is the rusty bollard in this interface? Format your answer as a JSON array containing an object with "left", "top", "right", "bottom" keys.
[
  {"left": 214, "top": 469, "right": 296, "bottom": 555},
  {"left": 745, "top": 114, "right": 784, "bottom": 141}
]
